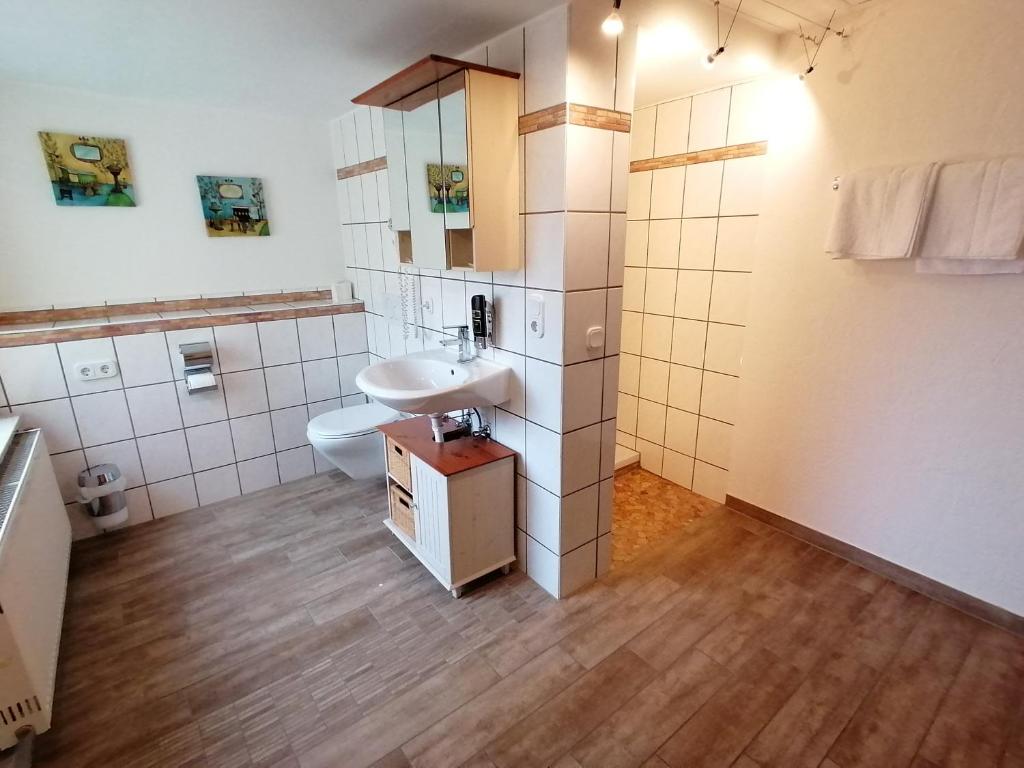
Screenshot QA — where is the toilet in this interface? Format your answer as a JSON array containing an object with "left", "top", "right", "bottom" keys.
[{"left": 307, "top": 401, "right": 403, "bottom": 479}]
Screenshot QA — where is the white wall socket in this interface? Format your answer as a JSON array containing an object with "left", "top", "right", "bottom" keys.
[{"left": 75, "top": 359, "right": 119, "bottom": 381}]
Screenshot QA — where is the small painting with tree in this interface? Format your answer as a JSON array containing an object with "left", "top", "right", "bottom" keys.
[
  {"left": 196, "top": 175, "right": 270, "bottom": 237},
  {"left": 38, "top": 131, "right": 136, "bottom": 206}
]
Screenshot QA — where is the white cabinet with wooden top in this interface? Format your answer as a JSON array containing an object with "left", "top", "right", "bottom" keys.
[{"left": 379, "top": 416, "right": 516, "bottom": 598}]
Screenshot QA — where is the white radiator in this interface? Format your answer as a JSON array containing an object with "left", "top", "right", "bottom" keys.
[{"left": 0, "top": 429, "right": 71, "bottom": 749}]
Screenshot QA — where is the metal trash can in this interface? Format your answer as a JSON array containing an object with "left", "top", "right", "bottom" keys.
[{"left": 77, "top": 463, "right": 129, "bottom": 532}]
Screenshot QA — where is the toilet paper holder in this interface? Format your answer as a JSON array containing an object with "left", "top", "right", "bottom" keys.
[{"left": 179, "top": 342, "right": 217, "bottom": 395}]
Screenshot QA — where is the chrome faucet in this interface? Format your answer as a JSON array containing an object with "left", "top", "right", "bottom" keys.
[{"left": 440, "top": 325, "right": 475, "bottom": 363}]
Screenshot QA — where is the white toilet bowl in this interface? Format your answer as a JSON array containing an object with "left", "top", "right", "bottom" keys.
[{"left": 307, "top": 401, "right": 403, "bottom": 479}]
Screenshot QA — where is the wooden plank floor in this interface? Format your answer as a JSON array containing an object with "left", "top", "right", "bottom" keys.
[{"left": 33, "top": 470, "right": 1024, "bottom": 768}]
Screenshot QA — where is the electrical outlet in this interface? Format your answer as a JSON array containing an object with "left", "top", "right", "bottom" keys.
[{"left": 75, "top": 359, "right": 119, "bottom": 382}]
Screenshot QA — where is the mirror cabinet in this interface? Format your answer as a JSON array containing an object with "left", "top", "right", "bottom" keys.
[{"left": 354, "top": 56, "right": 520, "bottom": 272}]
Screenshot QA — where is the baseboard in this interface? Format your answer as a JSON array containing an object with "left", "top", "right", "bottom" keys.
[{"left": 725, "top": 494, "right": 1024, "bottom": 637}]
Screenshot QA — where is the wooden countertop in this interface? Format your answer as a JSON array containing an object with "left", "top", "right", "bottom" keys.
[{"left": 378, "top": 415, "right": 516, "bottom": 477}]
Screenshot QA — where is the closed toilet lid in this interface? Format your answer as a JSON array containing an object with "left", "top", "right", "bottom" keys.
[{"left": 308, "top": 401, "right": 400, "bottom": 439}]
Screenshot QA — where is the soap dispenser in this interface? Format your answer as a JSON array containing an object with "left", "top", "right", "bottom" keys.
[{"left": 470, "top": 294, "right": 492, "bottom": 350}]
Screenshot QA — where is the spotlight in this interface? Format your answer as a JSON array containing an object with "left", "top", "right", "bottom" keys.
[
  {"left": 602, "top": 0, "right": 624, "bottom": 36},
  {"left": 703, "top": 46, "right": 725, "bottom": 69},
  {"left": 798, "top": 65, "right": 815, "bottom": 80}
]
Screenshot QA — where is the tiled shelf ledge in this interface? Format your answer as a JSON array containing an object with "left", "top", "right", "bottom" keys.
[{"left": 0, "top": 296, "right": 365, "bottom": 347}]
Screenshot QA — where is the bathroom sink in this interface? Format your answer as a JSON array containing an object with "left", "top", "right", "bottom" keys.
[{"left": 355, "top": 349, "right": 511, "bottom": 415}]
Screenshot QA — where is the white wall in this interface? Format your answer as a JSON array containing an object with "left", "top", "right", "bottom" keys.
[
  {"left": 0, "top": 78, "right": 342, "bottom": 308},
  {"left": 730, "top": 0, "right": 1024, "bottom": 615}
]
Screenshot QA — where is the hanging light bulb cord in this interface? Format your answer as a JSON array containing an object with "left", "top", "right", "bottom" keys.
[
  {"left": 799, "top": 9, "right": 837, "bottom": 76},
  {"left": 712, "top": 0, "right": 744, "bottom": 58}
]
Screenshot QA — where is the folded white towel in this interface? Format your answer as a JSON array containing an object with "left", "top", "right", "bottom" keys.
[
  {"left": 825, "top": 162, "right": 940, "bottom": 259},
  {"left": 914, "top": 157, "right": 1024, "bottom": 273}
]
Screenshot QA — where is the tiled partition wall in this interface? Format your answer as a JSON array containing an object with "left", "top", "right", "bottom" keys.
[
  {"left": 616, "top": 81, "right": 767, "bottom": 501},
  {"left": 0, "top": 313, "right": 370, "bottom": 539},
  {"left": 331, "top": 2, "right": 636, "bottom": 597}
]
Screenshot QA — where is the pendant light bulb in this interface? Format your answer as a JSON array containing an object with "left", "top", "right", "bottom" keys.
[
  {"left": 703, "top": 46, "right": 724, "bottom": 69},
  {"left": 602, "top": 10, "right": 624, "bottom": 36}
]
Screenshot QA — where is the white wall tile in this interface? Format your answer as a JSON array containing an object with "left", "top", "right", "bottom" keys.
[
  {"left": 58, "top": 338, "right": 121, "bottom": 396},
  {"left": 602, "top": 356, "right": 619, "bottom": 420},
  {"left": 599, "top": 476, "right": 613, "bottom": 534},
  {"left": 662, "top": 449, "right": 694, "bottom": 489},
  {"left": 222, "top": 369, "right": 269, "bottom": 418},
  {"left": 664, "top": 407, "right": 698, "bottom": 456},
  {"left": 440, "top": 279, "right": 467, "bottom": 328},
  {"left": 566, "top": 126, "right": 613, "bottom": 211},
  {"left": 563, "top": 289, "right": 606, "bottom": 364},
  {"left": 524, "top": 289, "right": 563, "bottom": 364},
  {"left": 619, "top": 353, "right": 640, "bottom": 396},
  {"left": 622, "top": 267, "right": 646, "bottom": 312},
  {"left": 597, "top": 532, "right": 612, "bottom": 577},
  {"left": 636, "top": 438, "right": 664, "bottom": 474},
  {"left": 271, "top": 405, "right": 310, "bottom": 451},
  {"left": 626, "top": 171, "right": 652, "bottom": 220},
  {"left": 629, "top": 106, "right": 656, "bottom": 161},
  {"left": 654, "top": 98, "right": 692, "bottom": 156},
  {"left": 0, "top": 344, "right": 67, "bottom": 403},
  {"left": 525, "top": 421, "right": 560, "bottom": 494},
  {"left": 714, "top": 216, "right": 758, "bottom": 272},
  {"left": 361, "top": 174, "right": 381, "bottom": 224},
  {"left": 492, "top": 349, "right": 525, "bottom": 417},
  {"left": 525, "top": 127, "right": 566, "bottom": 213},
  {"left": 682, "top": 161, "right": 724, "bottom": 218},
  {"left": 700, "top": 371, "right": 739, "bottom": 424},
  {"left": 366, "top": 223, "right": 384, "bottom": 269},
  {"left": 561, "top": 422, "right": 601, "bottom": 494},
  {"left": 125, "top": 382, "right": 183, "bottom": 437},
  {"left": 617, "top": 392, "right": 638, "bottom": 434},
  {"left": 176, "top": 377, "right": 228, "bottom": 427},
  {"left": 624, "top": 221, "right": 648, "bottom": 267},
  {"left": 186, "top": 421, "right": 236, "bottom": 472},
  {"left": 125, "top": 486, "right": 154, "bottom": 527},
  {"left": 339, "top": 353, "right": 369, "bottom": 395},
  {"left": 149, "top": 475, "right": 199, "bottom": 518},
  {"left": 709, "top": 271, "right": 751, "bottom": 326},
  {"left": 604, "top": 287, "right": 623, "bottom": 356},
  {"left": 611, "top": 133, "right": 630, "bottom": 213},
  {"left": 636, "top": 399, "right": 667, "bottom": 444},
  {"left": 297, "top": 316, "right": 337, "bottom": 361},
  {"left": 277, "top": 445, "right": 315, "bottom": 483},
  {"left": 264, "top": 363, "right": 305, "bottom": 410},
  {"left": 493, "top": 409, "right": 526, "bottom": 476},
  {"left": 354, "top": 107, "right": 374, "bottom": 163},
  {"left": 12, "top": 399, "right": 80, "bottom": 452},
  {"left": 621, "top": 309, "right": 642, "bottom": 356},
  {"left": 562, "top": 360, "right": 604, "bottom": 432},
  {"left": 727, "top": 81, "right": 770, "bottom": 145},
  {"left": 258, "top": 320, "right": 301, "bottom": 367},
  {"left": 692, "top": 460, "right": 728, "bottom": 502},
  {"left": 525, "top": 213, "right": 566, "bottom": 291},
  {"left": 419, "top": 276, "right": 443, "bottom": 332},
  {"left": 679, "top": 218, "right": 719, "bottom": 270},
  {"left": 526, "top": 535, "right": 560, "bottom": 598},
  {"left": 720, "top": 155, "right": 765, "bottom": 216},
  {"left": 567, "top": 0, "right": 617, "bottom": 109},
  {"left": 137, "top": 430, "right": 192, "bottom": 483},
  {"left": 704, "top": 323, "right": 744, "bottom": 376},
  {"left": 671, "top": 319, "right": 707, "bottom": 368},
  {"left": 561, "top": 483, "right": 599, "bottom": 554},
  {"left": 565, "top": 213, "right": 610, "bottom": 291},
  {"left": 688, "top": 88, "right": 731, "bottom": 151},
  {"left": 638, "top": 357, "right": 670, "bottom": 403},
  {"left": 115, "top": 333, "right": 172, "bottom": 388},
  {"left": 73, "top": 390, "right": 134, "bottom": 447},
  {"left": 526, "top": 480, "right": 560, "bottom": 554},
  {"left": 608, "top": 214, "right": 627, "bottom": 286},
  {"left": 50, "top": 450, "right": 86, "bottom": 503},
  {"left": 334, "top": 313, "right": 369, "bottom": 355},
  {"left": 303, "top": 358, "right": 341, "bottom": 403},
  {"left": 525, "top": 357, "right": 562, "bottom": 432},
  {"left": 599, "top": 417, "right": 616, "bottom": 479},
  {"left": 307, "top": 397, "right": 340, "bottom": 420},
  {"left": 230, "top": 412, "right": 275, "bottom": 461},
  {"left": 675, "top": 271, "right": 713, "bottom": 320},
  {"left": 649, "top": 167, "right": 686, "bottom": 220},
  {"left": 370, "top": 106, "right": 387, "bottom": 157},
  {"left": 194, "top": 465, "right": 241, "bottom": 505},
  {"left": 668, "top": 364, "right": 702, "bottom": 413},
  {"left": 644, "top": 270, "right": 676, "bottom": 316},
  {"left": 165, "top": 328, "right": 218, "bottom": 380},
  {"left": 347, "top": 176, "right": 365, "bottom": 225},
  {"left": 646, "top": 219, "right": 681, "bottom": 269},
  {"left": 524, "top": 6, "right": 567, "bottom": 113},
  {"left": 85, "top": 439, "right": 144, "bottom": 489},
  {"left": 641, "top": 314, "right": 673, "bottom": 362},
  {"left": 492, "top": 285, "right": 526, "bottom": 354},
  {"left": 237, "top": 454, "right": 279, "bottom": 494},
  {"left": 696, "top": 416, "right": 732, "bottom": 469}
]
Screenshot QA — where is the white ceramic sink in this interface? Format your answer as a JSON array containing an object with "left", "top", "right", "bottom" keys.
[{"left": 355, "top": 349, "right": 511, "bottom": 415}]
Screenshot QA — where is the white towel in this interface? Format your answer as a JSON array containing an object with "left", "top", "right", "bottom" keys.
[
  {"left": 826, "top": 162, "right": 940, "bottom": 260},
  {"left": 914, "top": 157, "right": 1024, "bottom": 274}
]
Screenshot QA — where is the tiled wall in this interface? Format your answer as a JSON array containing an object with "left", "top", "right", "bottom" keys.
[
  {"left": 331, "top": 1, "right": 635, "bottom": 597},
  {"left": 616, "top": 81, "right": 767, "bottom": 501},
  {"left": 0, "top": 314, "right": 370, "bottom": 539}
]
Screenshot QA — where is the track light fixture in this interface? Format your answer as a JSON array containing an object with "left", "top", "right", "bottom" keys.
[
  {"left": 797, "top": 10, "right": 844, "bottom": 80},
  {"left": 703, "top": 0, "right": 743, "bottom": 69},
  {"left": 602, "top": 0, "right": 624, "bottom": 36}
]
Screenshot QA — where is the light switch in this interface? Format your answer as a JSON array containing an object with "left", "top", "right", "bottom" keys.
[{"left": 527, "top": 293, "right": 545, "bottom": 339}]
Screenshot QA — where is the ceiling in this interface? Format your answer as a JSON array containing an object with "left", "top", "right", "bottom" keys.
[
  {"left": 0, "top": 0, "right": 563, "bottom": 119},
  {"left": 717, "top": 0, "right": 875, "bottom": 35}
]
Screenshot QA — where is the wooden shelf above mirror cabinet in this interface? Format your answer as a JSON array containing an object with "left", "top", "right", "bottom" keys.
[{"left": 353, "top": 55, "right": 521, "bottom": 273}]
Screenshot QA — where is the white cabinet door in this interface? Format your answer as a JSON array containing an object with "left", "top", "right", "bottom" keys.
[{"left": 410, "top": 456, "right": 451, "bottom": 583}]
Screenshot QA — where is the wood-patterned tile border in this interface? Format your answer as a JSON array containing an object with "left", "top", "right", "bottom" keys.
[
  {"left": 726, "top": 494, "right": 1024, "bottom": 637},
  {"left": 336, "top": 156, "right": 388, "bottom": 180},
  {"left": 518, "top": 102, "right": 631, "bottom": 136},
  {"left": 629, "top": 141, "right": 768, "bottom": 173},
  {"left": 0, "top": 301, "right": 364, "bottom": 348},
  {"left": 0, "top": 289, "right": 333, "bottom": 326}
]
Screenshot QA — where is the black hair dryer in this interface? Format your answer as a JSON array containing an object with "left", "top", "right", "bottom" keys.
[{"left": 470, "top": 294, "right": 492, "bottom": 350}]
